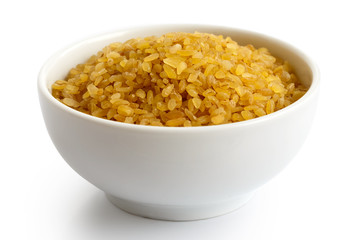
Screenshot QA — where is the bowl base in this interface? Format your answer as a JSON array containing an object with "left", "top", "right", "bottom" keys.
[{"left": 106, "top": 192, "right": 254, "bottom": 221}]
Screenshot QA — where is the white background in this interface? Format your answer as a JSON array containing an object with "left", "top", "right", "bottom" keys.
[{"left": 1, "top": 0, "right": 359, "bottom": 239}]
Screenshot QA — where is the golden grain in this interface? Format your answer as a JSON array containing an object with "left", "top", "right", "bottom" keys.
[{"left": 52, "top": 32, "right": 308, "bottom": 126}]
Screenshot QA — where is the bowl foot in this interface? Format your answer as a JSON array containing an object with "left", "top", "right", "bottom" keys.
[{"left": 106, "top": 192, "right": 254, "bottom": 221}]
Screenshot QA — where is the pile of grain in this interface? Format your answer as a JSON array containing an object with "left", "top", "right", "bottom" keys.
[{"left": 52, "top": 32, "right": 308, "bottom": 127}]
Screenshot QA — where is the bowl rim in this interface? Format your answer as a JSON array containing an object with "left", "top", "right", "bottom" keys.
[{"left": 38, "top": 24, "right": 320, "bottom": 133}]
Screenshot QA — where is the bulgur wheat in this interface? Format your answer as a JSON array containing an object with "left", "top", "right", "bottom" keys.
[{"left": 52, "top": 32, "right": 308, "bottom": 127}]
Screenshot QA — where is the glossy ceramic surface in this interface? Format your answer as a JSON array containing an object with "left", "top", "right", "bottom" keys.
[{"left": 38, "top": 25, "right": 319, "bottom": 221}]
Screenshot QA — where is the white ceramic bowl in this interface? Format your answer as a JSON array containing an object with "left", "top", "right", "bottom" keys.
[{"left": 38, "top": 25, "right": 319, "bottom": 221}]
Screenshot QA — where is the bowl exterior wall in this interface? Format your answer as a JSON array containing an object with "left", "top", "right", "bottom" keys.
[{"left": 39, "top": 89, "right": 317, "bottom": 206}]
